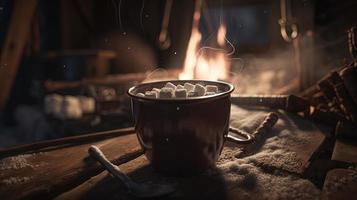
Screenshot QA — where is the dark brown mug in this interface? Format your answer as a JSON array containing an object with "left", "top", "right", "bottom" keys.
[{"left": 128, "top": 80, "right": 235, "bottom": 175}]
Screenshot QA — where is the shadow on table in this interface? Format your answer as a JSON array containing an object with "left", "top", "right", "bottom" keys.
[{"left": 79, "top": 164, "right": 230, "bottom": 200}]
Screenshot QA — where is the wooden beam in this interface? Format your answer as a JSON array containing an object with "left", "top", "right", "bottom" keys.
[
  {"left": 0, "top": 0, "right": 38, "bottom": 110},
  {"left": 44, "top": 69, "right": 181, "bottom": 92}
]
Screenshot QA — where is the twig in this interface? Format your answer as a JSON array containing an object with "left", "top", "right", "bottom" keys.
[{"left": 0, "top": 127, "right": 135, "bottom": 158}]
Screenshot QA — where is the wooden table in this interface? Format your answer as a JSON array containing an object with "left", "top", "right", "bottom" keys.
[{"left": 0, "top": 106, "right": 335, "bottom": 199}]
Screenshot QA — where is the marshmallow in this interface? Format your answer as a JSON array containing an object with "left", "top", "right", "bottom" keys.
[
  {"left": 184, "top": 82, "right": 195, "bottom": 92},
  {"left": 152, "top": 88, "right": 161, "bottom": 93},
  {"left": 44, "top": 94, "right": 63, "bottom": 115},
  {"left": 79, "top": 96, "right": 95, "bottom": 114},
  {"left": 194, "top": 84, "right": 206, "bottom": 96},
  {"left": 136, "top": 92, "right": 145, "bottom": 97},
  {"left": 159, "top": 87, "right": 174, "bottom": 98},
  {"left": 61, "top": 96, "right": 82, "bottom": 119},
  {"left": 151, "top": 90, "right": 159, "bottom": 97},
  {"left": 205, "top": 92, "right": 216, "bottom": 96},
  {"left": 187, "top": 91, "right": 199, "bottom": 97},
  {"left": 165, "top": 82, "right": 176, "bottom": 90},
  {"left": 206, "top": 85, "right": 218, "bottom": 93},
  {"left": 175, "top": 89, "right": 187, "bottom": 98},
  {"left": 145, "top": 91, "right": 158, "bottom": 98},
  {"left": 176, "top": 84, "right": 184, "bottom": 90}
]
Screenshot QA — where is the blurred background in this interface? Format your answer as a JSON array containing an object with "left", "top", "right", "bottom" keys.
[{"left": 0, "top": 0, "right": 356, "bottom": 147}]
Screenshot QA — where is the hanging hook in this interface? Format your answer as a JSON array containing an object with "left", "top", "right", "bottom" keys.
[
  {"left": 279, "top": 19, "right": 299, "bottom": 42},
  {"left": 157, "top": 0, "right": 173, "bottom": 50},
  {"left": 279, "top": 0, "right": 299, "bottom": 42}
]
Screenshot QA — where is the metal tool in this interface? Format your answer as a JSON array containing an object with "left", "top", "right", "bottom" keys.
[
  {"left": 230, "top": 94, "right": 309, "bottom": 113},
  {"left": 279, "top": 0, "right": 298, "bottom": 42},
  {"left": 88, "top": 145, "right": 175, "bottom": 198}
]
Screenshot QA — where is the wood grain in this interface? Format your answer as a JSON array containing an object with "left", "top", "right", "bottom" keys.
[
  {"left": 55, "top": 155, "right": 150, "bottom": 200},
  {"left": 0, "top": 127, "right": 135, "bottom": 158},
  {"left": 0, "top": 134, "right": 142, "bottom": 199},
  {"left": 55, "top": 155, "right": 231, "bottom": 200}
]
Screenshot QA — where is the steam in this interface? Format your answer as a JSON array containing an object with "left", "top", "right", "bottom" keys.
[{"left": 142, "top": 68, "right": 170, "bottom": 83}]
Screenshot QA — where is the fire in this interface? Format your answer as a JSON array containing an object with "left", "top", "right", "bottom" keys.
[
  {"left": 180, "top": 2, "right": 230, "bottom": 80},
  {"left": 217, "top": 22, "right": 227, "bottom": 47}
]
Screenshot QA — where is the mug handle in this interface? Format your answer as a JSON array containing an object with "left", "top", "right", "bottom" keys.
[
  {"left": 136, "top": 131, "right": 153, "bottom": 150},
  {"left": 226, "top": 127, "right": 254, "bottom": 144},
  {"left": 226, "top": 112, "right": 279, "bottom": 144}
]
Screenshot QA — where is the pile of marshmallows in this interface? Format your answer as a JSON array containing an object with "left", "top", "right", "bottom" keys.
[
  {"left": 44, "top": 94, "right": 95, "bottom": 119},
  {"left": 136, "top": 82, "right": 219, "bottom": 98}
]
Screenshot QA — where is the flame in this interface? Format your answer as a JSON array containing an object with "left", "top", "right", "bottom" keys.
[
  {"left": 180, "top": 2, "right": 230, "bottom": 80},
  {"left": 217, "top": 22, "right": 227, "bottom": 47},
  {"left": 179, "top": 6, "right": 202, "bottom": 80}
]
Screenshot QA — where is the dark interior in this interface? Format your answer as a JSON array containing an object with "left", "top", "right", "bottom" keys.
[{"left": 0, "top": 0, "right": 357, "bottom": 199}]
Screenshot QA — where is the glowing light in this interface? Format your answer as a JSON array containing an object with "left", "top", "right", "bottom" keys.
[
  {"left": 180, "top": 4, "right": 230, "bottom": 81},
  {"left": 217, "top": 22, "right": 227, "bottom": 47}
]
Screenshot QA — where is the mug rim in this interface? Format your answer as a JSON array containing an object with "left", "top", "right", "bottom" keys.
[{"left": 127, "top": 79, "right": 235, "bottom": 102}]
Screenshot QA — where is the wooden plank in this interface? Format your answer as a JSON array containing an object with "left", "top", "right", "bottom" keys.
[
  {"left": 0, "top": 0, "right": 38, "bottom": 110},
  {"left": 0, "top": 127, "right": 135, "bottom": 158},
  {"left": 55, "top": 155, "right": 232, "bottom": 200},
  {"left": 44, "top": 69, "right": 181, "bottom": 92},
  {"left": 46, "top": 49, "right": 116, "bottom": 59},
  {"left": 321, "top": 169, "right": 357, "bottom": 200},
  {"left": 55, "top": 155, "right": 150, "bottom": 200},
  {"left": 332, "top": 139, "right": 357, "bottom": 164},
  {"left": 0, "top": 133, "right": 142, "bottom": 199}
]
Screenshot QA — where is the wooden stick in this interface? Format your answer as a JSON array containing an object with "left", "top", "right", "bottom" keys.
[
  {"left": 329, "top": 71, "right": 357, "bottom": 122},
  {"left": 251, "top": 112, "right": 279, "bottom": 141},
  {"left": 0, "top": 127, "right": 135, "bottom": 158},
  {"left": 234, "top": 112, "right": 279, "bottom": 156},
  {"left": 341, "top": 66, "right": 357, "bottom": 105}
]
